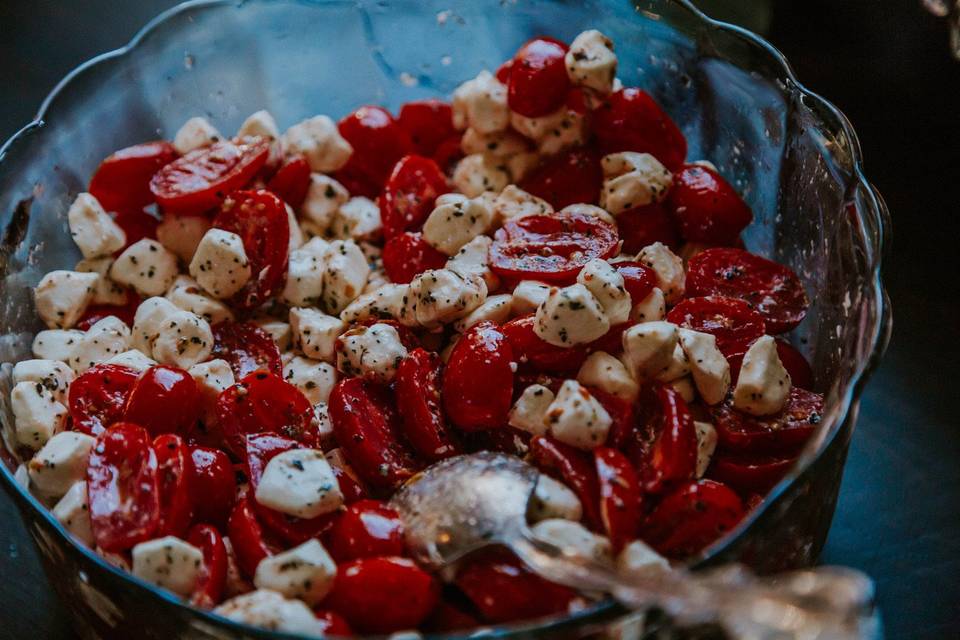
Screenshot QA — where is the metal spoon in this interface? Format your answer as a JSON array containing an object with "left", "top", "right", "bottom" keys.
[{"left": 389, "top": 452, "right": 879, "bottom": 639}]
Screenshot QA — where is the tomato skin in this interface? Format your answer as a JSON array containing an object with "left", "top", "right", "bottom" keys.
[
  {"left": 593, "top": 88, "right": 687, "bottom": 170},
  {"left": 69, "top": 364, "right": 140, "bottom": 436},
  {"left": 666, "top": 295, "right": 767, "bottom": 356},
  {"left": 187, "top": 523, "right": 228, "bottom": 608},
  {"left": 668, "top": 164, "right": 752, "bottom": 245},
  {"left": 614, "top": 261, "right": 658, "bottom": 304},
  {"left": 86, "top": 422, "right": 160, "bottom": 552},
  {"left": 432, "top": 134, "right": 465, "bottom": 174},
  {"left": 189, "top": 446, "right": 236, "bottom": 529},
  {"left": 725, "top": 338, "right": 814, "bottom": 391},
  {"left": 336, "top": 106, "right": 413, "bottom": 196},
  {"left": 529, "top": 435, "right": 602, "bottom": 530},
  {"left": 709, "top": 387, "right": 823, "bottom": 456},
  {"left": 266, "top": 155, "right": 311, "bottom": 208},
  {"left": 381, "top": 231, "right": 448, "bottom": 284},
  {"left": 686, "top": 247, "right": 809, "bottom": 334},
  {"left": 398, "top": 99, "right": 457, "bottom": 157},
  {"left": 89, "top": 141, "right": 178, "bottom": 212},
  {"left": 588, "top": 389, "right": 637, "bottom": 451},
  {"left": 424, "top": 599, "right": 481, "bottom": 633},
  {"left": 76, "top": 291, "right": 140, "bottom": 331},
  {"left": 226, "top": 495, "right": 275, "bottom": 578},
  {"left": 706, "top": 453, "right": 796, "bottom": 495},
  {"left": 123, "top": 365, "right": 202, "bottom": 438},
  {"left": 519, "top": 146, "right": 604, "bottom": 210},
  {"left": 443, "top": 322, "right": 516, "bottom": 432},
  {"left": 616, "top": 203, "right": 681, "bottom": 254},
  {"left": 110, "top": 208, "right": 160, "bottom": 255},
  {"left": 313, "top": 610, "right": 354, "bottom": 636},
  {"left": 395, "top": 349, "right": 461, "bottom": 461},
  {"left": 211, "top": 321, "right": 282, "bottom": 379},
  {"left": 329, "top": 378, "right": 420, "bottom": 491},
  {"left": 150, "top": 139, "right": 270, "bottom": 215},
  {"left": 508, "top": 37, "right": 571, "bottom": 117},
  {"left": 378, "top": 155, "right": 450, "bottom": 239},
  {"left": 326, "top": 556, "right": 439, "bottom": 634},
  {"left": 152, "top": 434, "right": 195, "bottom": 537},
  {"left": 594, "top": 447, "right": 643, "bottom": 554},
  {"left": 328, "top": 499, "right": 405, "bottom": 561},
  {"left": 640, "top": 385, "right": 698, "bottom": 494},
  {"left": 502, "top": 315, "right": 587, "bottom": 375},
  {"left": 641, "top": 479, "right": 745, "bottom": 558}
]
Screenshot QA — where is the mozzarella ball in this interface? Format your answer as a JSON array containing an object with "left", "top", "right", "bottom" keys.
[
  {"left": 452, "top": 70, "right": 509, "bottom": 134},
  {"left": 253, "top": 539, "right": 337, "bottom": 606},
  {"left": 422, "top": 194, "right": 494, "bottom": 256},
  {"left": 577, "top": 351, "right": 639, "bottom": 402},
  {"left": 508, "top": 384, "right": 554, "bottom": 436},
  {"left": 600, "top": 152, "right": 673, "bottom": 214},
  {"left": 636, "top": 242, "right": 685, "bottom": 304},
  {"left": 534, "top": 284, "right": 610, "bottom": 347},
  {"left": 732, "top": 335, "right": 792, "bottom": 416},
  {"left": 621, "top": 321, "right": 679, "bottom": 382},
  {"left": 545, "top": 380, "right": 612, "bottom": 450},
  {"left": 254, "top": 449, "right": 343, "bottom": 519},
  {"left": 577, "top": 259, "right": 631, "bottom": 325},
  {"left": 34, "top": 270, "right": 98, "bottom": 329},
  {"left": 173, "top": 116, "right": 221, "bottom": 154},
  {"left": 27, "top": 431, "right": 96, "bottom": 498},
  {"left": 189, "top": 229, "right": 252, "bottom": 300},
  {"left": 67, "top": 193, "right": 126, "bottom": 259},
  {"left": 335, "top": 323, "right": 408, "bottom": 383},
  {"left": 410, "top": 268, "right": 487, "bottom": 329},
  {"left": 150, "top": 310, "right": 213, "bottom": 369},
  {"left": 289, "top": 307, "right": 345, "bottom": 362},
  {"left": 565, "top": 30, "right": 618, "bottom": 94},
  {"left": 282, "top": 115, "right": 353, "bottom": 172}
]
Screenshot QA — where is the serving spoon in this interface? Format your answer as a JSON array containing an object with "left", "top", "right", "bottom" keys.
[{"left": 389, "top": 452, "right": 879, "bottom": 639}]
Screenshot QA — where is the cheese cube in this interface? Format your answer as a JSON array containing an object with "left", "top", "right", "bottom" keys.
[
  {"left": 636, "top": 242, "right": 685, "bottom": 304},
  {"left": 335, "top": 323, "right": 408, "bottom": 383},
  {"left": 423, "top": 194, "right": 494, "bottom": 256},
  {"left": 600, "top": 152, "right": 673, "bottom": 214},
  {"left": 255, "top": 449, "right": 343, "bottom": 519},
  {"left": 671, "top": 376, "right": 696, "bottom": 403},
  {"left": 679, "top": 329, "right": 731, "bottom": 405},
  {"left": 32, "top": 329, "right": 84, "bottom": 362},
  {"left": 655, "top": 344, "right": 691, "bottom": 383},
  {"left": 410, "top": 269, "right": 487, "bottom": 328},
  {"left": 253, "top": 539, "right": 337, "bottom": 605},
  {"left": 281, "top": 247, "right": 326, "bottom": 307},
  {"left": 76, "top": 257, "right": 128, "bottom": 306},
  {"left": 565, "top": 30, "right": 618, "bottom": 95},
  {"left": 166, "top": 275, "right": 234, "bottom": 325},
  {"left": 11, "top": 380, "right": 67, "bottom": 448},
  {"left": 545, "top": 380, "right": 612, "bottom": 450},
  {"left": 461, "top": 127, "right": 530, "bottom": 158},
  {"left": 511, "top": 108, "right": 587, "bottom": 156},
  {"left": 511, "top": 280, "right": 552, "bottom": 315},
  {"left": 252, "top": 317, "right": 292, "bottom": 351},
  {"left": 340, "top": 283, "right": 409, "bottom": 324},
  {"left": 283, "top": 356, "right": 337, "bottom": 404},
  {"left": 559, "top": 203, "right": 616, "bottom": 226},
  {"left": 132, "top": 536, "right": 204, "bottom": 596},
  {"left": 577, "top": 259, "right": 631, "bottom": 325},
  {"left": 151, "top": 310, "right": 213, "bottom": 369},
  {"left": 156, "top": 213, "right": 210, "bottom": 264},
  {"left": 237, "top": 109, "right": 280, "bottom": 141},
  {"left": 13, "top": 359, "right": 74, "bottom": 403},
  {"left": 694, "top": 421, "right": 718, "bottom": 478},
  {"left": 621, "top": 321, "right": 679, "bottom": 381},
  {"left": 188, "top": 359, "right": 236, "bottom": 405},
  {"left": 321, "top": 240, "right": 370, "bottom": 314},
  {"left": 446, "top": 235, "right": 500, "bottom": 291},
  {"left": 27, "top": 431, "right": 96, "bottom": 498},
  {"left": 534, "top": 284, "right": 610, "bottom": 347},
  {"left": 577, "top": 351, "right": 639, "bottom": 402},
  {"left": 531, "top": 518, "right": 611, "bottom": 563},
  {"left": 188, "top": 229, "right": 251, "bottom": 300},
  {"left": 528, "top": 475, "right": 583, "bottom": 523},
  {"left": 286, "top": 204, "right": 304, "bottom": 252},
  {"left": 110, "top": 239, "right": 179, "bottom": 298},
  {"left": 331, "top": 196, "right": 382, "bottom": 241},
  {"left": 492, "top": 185, "right": 553, "bottom": 223},
  {"left": 68, "top": 316, "right": 131, "bottom": 373},
  {"left": 301, "top": 174, "right": 350, "bottom": 228},
  {"left": 506, "top": 150, "right": 542, "bottom": 182},
  {"left": 131, "top": 296, "right": 180, "bottom": 355},
  {"left": 105, "top": 349, "right": 158, "bottom": 373},
  {"left": 452, "top": 153, "right": 511, "bottom": 197},
  {"left": 631, "top": 287, "right": 666, "bottom": 322},
  {"left": 173, "top": 116, "right": 221, "bottom": 154},
  {"left": 67, "top": 193, "right": 126, "bottom": 259},
  {"left": 617, "top": 540, "right": 670, "bottom": 576},
  {"left": 34, "top": 270, "right": 98, "bottom": 329},
  {"left": 452, "top": 70, "right": 509, "bottom": 134},
  {"left": 52, "top": 481, "right": 94, "bottom": 546},
  {"left": 314, "top": 402, "right": 334, "bottom": 444},
  {"left": 508, "top": 384, "right": 555, "bottom": 436},
  {"left": 282, "top": 115, "right": 353, "bottom": 173},
  {"left": 454, "top": 294, "right": 513, "bottom": 332},
  {"left": 215, "top": 590, "right": 330, "bottom": 636},
  {"left": 290, "top": 308, "right": 345, "bottom": 362},
  {"left": 733, "top": 335, "right": 792, "bottom": 416}
]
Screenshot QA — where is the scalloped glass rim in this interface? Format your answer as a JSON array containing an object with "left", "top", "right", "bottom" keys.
[{"left": 0, "top": 0, "right": 891, "bottom": 638}]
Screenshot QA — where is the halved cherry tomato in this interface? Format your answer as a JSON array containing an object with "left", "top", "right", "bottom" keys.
[
  {"left": 69, "top": 364, "right": 140, "bottom": 436},
  {"left": 76, "top": 290, "right": 140, "bottom": 331},
  {"left": 226, "top": 495, "right": 276, "bottom": 578},
  {"left": 707, "top": 453, "right": 797, "bottom": 495},
  {"left": 123, "top": 365, "right": 202, "bottom": 438},
  {"left": 455, "top": 547, "right": 577, "bottom": 624},
  {"left": 519, "top": 146, "right": 603, "bottom": 209},
  {"left": 382, "top": 231, "right": 448, "bottom": 283},
  {"left": 490, "top": 210, "right": 619, "bottom": 284},
  {"left": 724, "top": 338, "right": 814, "bottom": 391},
  {"left": 86, "top": 422, "right": 160, "bottom": 551},
  {"left": 589, "top": 389, "right": 636, "bottom": 451},
  {"left": 216, "top": 371, "right": 317, "bottom": 456},
  {"left": 641, "top": 479, "right": 744, "bottom": 558},
  {"left": 395, "top": 349, "right": 461, "bottom": 461},
  {"left": 329, "top": 378, "right": 420, "bottom": 491},
  {"left": 595, "top": 447, "right": 643, "bottom": 554},
  {"left": 336, "top": 106, "right": 413, "bottom": 197},
  {"left": 150, "top": 138, "right": 270, "bottom": 215},
  {"left": 211, "top": 321, "right": 282, "bottom": 379},
  {"left": 529, "top": 435, "right": 602, "bottom": 530},
  {"left": 189, "top": 446, "right": 236, "bottom": 529},
  {"left": 266, "top": 155, "right": 311, "bottom": 208},
  {"left": 432, "top": 134, "right": 465, "bottom": 174},
  {"left": 313, "top": 610, "right": 355, "bottom": 636},
  {"left": 188, "top": 523, "right": 228, "bottom": 608},
  {"left": 616, "top": 203, "right": 680, "bottom": 254},
  {"left": 593, "top": 88, "right": 687, "bottom": 170},
  {"left": 496, "top": 59, "right": 514, "bottom": 84},
  {"left": 89, "top": 141, "right": 179, "bottom": 212},
  {"left": 443, "top": 322, "right": 515, "bottom": 431},
  {"left": 424, "top": 599, "right": 481, "bottom": 633},
  {"left": 328, "top": 499, "right": 405, "bottom": 561},
  {"left": 666, "top": 295, "right": 767, "bottom": 355},
  {"left": 398, "top": 100, "right": 457, "bottom": 157},
  {"left": 638, "top": 384, "right": 698, "bottom": 494},
  {"left": 378, "top": 155, "right": 449, "bottom": 239},
  {"left": 325, "top": 557, "right": 439, "bottom": 634},
  {"left": 110, "top": 208, "right": 160, "bottom": 253},
  {"left": 614, "top": 261, "right": 658, "bottom": 304},
  {"left": 668, "top": 164, "right": 752, "bottom": 245},
  {"left": 709, "top": 387, "right": 823, "bottom": 456},
  {"left": 502, "top": 315, "right": 587, "bottom": 375},
  {"left": 152, "top": 434, "right": 195, "bottom": 537},
  {"left": 507, "top": 37, "right": 571, "bottom": 117},
  {"left": 211, "top": 189, "right": 290, "bottom": 310},
  {"left": 686, "top": 247, "right": 809, "bottom": 334}
]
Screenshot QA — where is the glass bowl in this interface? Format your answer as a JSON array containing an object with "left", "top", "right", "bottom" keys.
[{"left": 0, "top": 0, "right": 890, "bottom": 637}]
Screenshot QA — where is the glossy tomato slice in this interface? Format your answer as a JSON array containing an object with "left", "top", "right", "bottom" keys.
[
  {"left": 328, "top": 499, "right": 405, "bottom": 561},
  {"left": 519, "top": 146, "right": 603, "bottom": 209},
  {"left": 616, "top": 203, "right": 680, "bottom": 254},
  {"left": 227, "top": 495, "right": 277, "bottom": 578},
  {"left": 529, "top": 435, "right": 602, "bottom": 530},
  {"left": 666, "top": 295, "right": 767, "bottom": 355},
  {"left": 150, "top": 138, "right": 270, "bottom": 215},
  {"left": 328, "top": 378, "right": 420, "bottom": 491},
  {"left": 187, "top": 523, "right": 228, "bottom": 608},
  {"left": 189, "top": 446, "right": 236, "bottom": 529},
  {"left": 507, "top": 37, "right": 571, "bottom": 117},
  {"left": 502, "top": 314, "right": 587, "bottom": 375},
  {"left": 724, "top": 338, "right": 814, "bottom": 391},
  {"left": 398, "top": 99, "right": 457, "bottom": 157},
  {"left": 490, "top": 210, "right": 619, "bottom": 284},
  {"left": 594, "top": 447, "right": 643, "bottom": 554},
  {"left": 89, "top": 141, "right": 178, "bottom": 212},
  {"left": 378, "top": 155, "right": 449, "bottom": 239},
  {"left": 614, "top": 261, "right": 658, "bottom": 303},
  {"left": 593, "top": 88, "right": 687, "bottom": 170},
  {"left": 706, "top": 453, "right": 797, "bottom": 495},
  {"left": 266, "top": 155, "right": 311, "bottom": 208},
  {"left": 641, "top": 479, "right": 744, "bottom": 558},
  {"left": 443, "top": 322, "right": 516, "bottom": 431},
  {"left": 69, "top": 364, "right": 140, "bottom": 436},
  {"left": 152, "top": 433, "right": 195, "bottom": 537},
  {"left": 395, "top": 349, "right": 461, "bottom": 461},
  {"left": 335, "top": 105, "right": 413, "bottom": 197},
  {"left": 211, "top": 321, "right": 282, "bottom": 379},
  {"left": 709, "top": 387, "right": 823, "bottom": 456},
  {"left": 686, "top": 248, "right": 809, "bottom": 334},
  {"left": 638, "top": 384, "right": 698, "bottom": 494},
  {"left": 668, "top": 164, "right": 752, "bottom": 245},
  {"left": 589, "top": 388, "right": 637, "bottom": 451},
  {"left": 76, "top": 290, "right": 140, "bottom": 331},
  {"left": 382, "top": 231, "right": 448, "bottom": 284},
  {"left": 212, "top": 189, "right": 290, "bottom": 310},
  {"left": 86, "top": 422, "right": 160, "bottom": 551},
  {"left": 123, "top": 365, "right": 202, "bottom": 438}
]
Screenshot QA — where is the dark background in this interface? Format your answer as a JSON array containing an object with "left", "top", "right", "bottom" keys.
[{"left": 0, "top": 1, "right": 957, "bottom": 638}]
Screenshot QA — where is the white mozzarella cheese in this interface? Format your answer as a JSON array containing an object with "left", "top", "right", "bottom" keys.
[
  {"left": 507, "top": 384, "right": 555, "bottom": 436},
  {"left": 511, "top": 280, "right": 553, "bottom": 315},
  {"left": 131, "top": 536, "right": 204, "bottom": 596},
  {"left": 410, "top": 269, "right": 487, "bottom": 328},
  {"left": 636, "top": 242, "right": 685, "bottom": 304},
  {"left": 131, "top": 296, "right": 180, "bottom": 355},
  {"left": 446, "top": 235, "right": 500, "bottom": 291},
  {"left": 694, "top": 420, "right": 718, "bottom": 478},
  {"left": 75, "top": 257, "right": 128, "bottom": 306},
  {"left": 492, "top": 185, "right": 554, "bottom": 223},
  {"left": 340, "top": 283, "right": 409, "bottom": 324},
  {"left": 671, "top": 376, "right": 696, "bottom": 403},
  {"left": 505, "top": 151, "right": 541, "bottom": 183},
  {"left": 289, "top": 307, "right": 345, "bottom": 362},
  {"left": 454, "top": 294, "right": 512, "bottom": 332},
  {"left": 252, "top": 316, "right": 292, "bottom": 351},
  {"left": 188, "top": 359, "right": 236, "bottom": 404},
  {"left": 460, "top": 127, "right": 530, "bottom": 158},
  {"left": 68, "top": 316, "right": 132, "bottom": 373},
  {"left": 531, "top": 518, "right": 612, "bottom": 563},
  {"left": 565, "top": 30, "right": 618, "bottom": 94},
  {"left": 67, "top": 193, "right": 127, "bottom": 259},
  {"left": 621, "top": 321, "right": 679, "bottom": 382},
  {"left": 110, "top": 239, "right": 179, "bottom": 298},
  {"left": 32, "top": 329, "right": 85, "bottom": 362},
  {"left": 34, "top": 270, "right": 98, "bottom": 329},
  {"left": 616, "top": 540, "right": 670, "bottom": 576},
  {"left": 27, "top": 431, "right": 96, "bottom": 498},
  {"left": 679, "top": 328, "right": 731, "bottom": 405},
  {"left": 321, "top": 240, "right": 370, "bottom": 314},
  {"left": 237, "top": 109, "right": 280, "bottom": 141},
  {"left": 600, "top": 152, "right": 673, "bottom": 214},
  {"left": 281, "top": 247, "right": 326, "bottom": 307},
  {"left": 52, "top": 481, "right": 94, "bottom": 546},
  {"left": 654, "top": 343, "right": 691, "bottom": 383},
  {"left": 156, "top": 213, "right": 211, "bottom": 265},
  {"left": 281, "top": 115, "right": 353, "bottom": 172},
  {"left": 576, "top": 351, "right": 639, "bottom": 402},
  {"left": 732, "top": 335, "right": 792, "bottom": 416},
  {"left": 173, "top": 117, "right": 221, "bottom": 154},
  {"left": 254, "top": 448, "right": 344, "bottom": 519},
  {"left": 452, "top": 70, "right": 509, "bottom": 134},
  {"left": 188, "top": 229, "right": 251, "bottom": 300},
  {"left": 105, "top": 349, "right": 157, "bottom": 373},
  {"left": 166, "top": 275, "right": 234, "bottom": 325},
  {"left": 452, "top": 153, "right": 510, "bottom": 198},
  {"left": 286, "top": 204, "right": 304, "bottom": 252},
  {"left": 558, "top": 203, "right": 616, "bottom": 226},
  {"left": 422, "top": 193, "right": 494, "bottom": 256},
  {"left": 528, "top": 475, "right": 583, "bottom": 523},
  {"left": 631, "top": 287, "right": 666, "bottom": 322},
  {"left": 576, "top": 259, "right": 631, "bottom": 324},
  {"left": 215, "top": 589, "right": 330, "bottom": 636},
  {"left": 545, "top": 380, "right": 612, "bottom": 450},
  {"left": 11, "top": 381, "right": 67, "bottom": 449},
  {"left": 511, "top": 107, "right": 588, "bottom": 156},
  {"left": 331, "top": 196, "right": 382, "bottom": 241},
  {"left": 151, "top": 310, "right": 213, "bottom": 369},
  {"left": 335, "top": 323, "right": 408, "bottom": 383},
  {"left": 253, "top": 539, "right": 337, "bottom": 605},
  {"left": 314, "top": 402, "right": 334, "bottom": 443},
  {"left": 301, "top": 173, "right": 350, "bottom": 229},
  {"left": 283, "top": 356, "right": 338, "bottom": 404},
  {"left": 534, "top": 284, "right": 610, "bottom": 347},
  {"left": 13, "top": 359, "right": 74, "bottom": 403}
]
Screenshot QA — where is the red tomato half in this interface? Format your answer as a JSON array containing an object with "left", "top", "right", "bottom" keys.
[
  {"left": 381, "top": 231, "right": 448, "bottom": 283},
  {"left": 490, "top": 211, "right": 619, "bottom": 284},
  {"left": 111, "top": 208, "right": 160, "bottom": 253},
  {"left": 89, "top": 141, "right": 178, "bottom": 212},
  {"left": 398, "top": 99, "right": 457, "bottom": 157},
  {"left": 69, "top": 364, "right": 140, "bottom": 436},
  {"left": 188, "top": 524, "right": 228, "bottom": 608},
  {"left": 86, "top": 422, "right": 160, "bottom": 551},
  {"left": 641, "top": 479, "right": 744, "bottom": 558},
  {"left": 123, "top": 365, "right": 202, "bottom": 438},
  {"left": 152, "top": 434, "right": 195, "bottom": 537},
  {"left": 211, "top": 321, "right": 282, "bottom": 379},
  {"left": 150, "top": 139, "right": 269, "bottom": 215},
  {"left": 519, "top": 146, "right": 604, "bottom": 210},
  {"left": 507, "top": 37, "right": 571, "bottom": 117},
  {"left": 336, "top": 106, "right": 413, "bottom": 197},
  {"left": 395, "top": 349, "right": 461, "bottom": 461},
  {"left": 595, "top": 447, "right": 643, "bottom": 554},
  {"left": 502, "top": 315, "right": 588, "bottom": 376},
  {"left": 666, "top": 295, "right": 767, "bottom": 356},
  {"left": 593, "top": 88, "right": 687, "bottom": 170},
  {"left": 668, "top": 164, "right": 752, "bottom": 245},
  {"left": 638, "top": 384, "right": 698, "bottom": 494},
  {"left": 707, "top": 453, "right": 797, "bottom": 495},
  {"left": 443, "top": 322, "right": 515, "bottom": 431},
  {"left": 328, "top": 499, "right": 405, "bottom": 561},
  {"left": 616, "top": 203, "right": 680, "bottom": 254},
  {"left": 266, "top": 155, "right": 311, "bottom": 208},
  {"left": 227, "top": 496, "right": 276, "bottom": 578},
  {"left": 378, "top": 155, "right": 449, "bottom": 239},
  {"left": 709, "top": 387, "right": 823, "bottom": 456},
  {"left": 529, "top": 435, "right": 602, "bottom": 531},
  {"left": 189, "top": 446, "right": 236, "bottom": 529},
  {"left": 614, "top": 261, "right": 658, "bottom": 303}
]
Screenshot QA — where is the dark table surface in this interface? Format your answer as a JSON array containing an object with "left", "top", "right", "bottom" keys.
[{"left": 1, "top": 1, "right": 958, "bottom": 639}]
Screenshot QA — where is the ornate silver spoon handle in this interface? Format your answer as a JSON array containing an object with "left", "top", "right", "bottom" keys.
[{"left": 922, "top": 0, "right": 960, "bottom": 58}]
